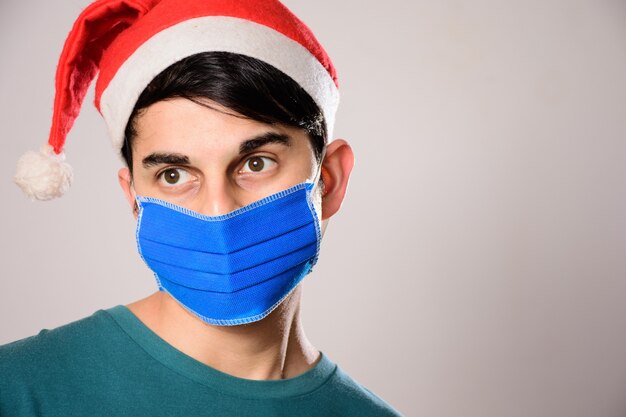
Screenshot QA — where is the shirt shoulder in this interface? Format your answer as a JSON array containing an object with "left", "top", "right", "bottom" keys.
[
  {"left": 0, "top": 308, "right": 121, "bottom": 371},
  {"left": 0, "top": 308, "right": 129, "bottom": 415},
  {"left": 316, "top": 364, "right": 404, "bottom": 416}
]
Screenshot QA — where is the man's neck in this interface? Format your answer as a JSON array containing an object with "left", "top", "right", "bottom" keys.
[{"left": 125, "top": 287, "right": 319, "bottom": 380}]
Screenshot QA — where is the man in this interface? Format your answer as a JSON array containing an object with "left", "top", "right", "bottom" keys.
[{"left": 2, "top": 0, "right": 402, "bottom": 415}]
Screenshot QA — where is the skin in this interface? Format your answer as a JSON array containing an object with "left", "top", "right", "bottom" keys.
[{"left": 118, "top": 97, "right": 354, "bottom": 380}]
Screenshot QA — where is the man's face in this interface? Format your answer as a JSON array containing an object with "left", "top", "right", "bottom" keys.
[{"left": 125, "top": 97, "right": 319, "bottom": 216}]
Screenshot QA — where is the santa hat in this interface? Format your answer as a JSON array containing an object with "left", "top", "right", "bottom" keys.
[{"left": 14, "top": 0, "right": 339, "bottom": 201}]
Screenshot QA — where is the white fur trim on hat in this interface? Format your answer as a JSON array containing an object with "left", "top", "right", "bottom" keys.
[{"left": 100, "top": 16, "right": 340, "bottom": 150}]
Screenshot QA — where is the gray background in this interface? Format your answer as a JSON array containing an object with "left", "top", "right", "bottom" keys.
[{"left": 2, "top": 1, "right": 626, "bottom": 416}]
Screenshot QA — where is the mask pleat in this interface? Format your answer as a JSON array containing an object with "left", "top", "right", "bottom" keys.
[
  {"left": 145, "top": 241, "right": 317, "bottom": 293},
  {"left": 140, "top": 220, "right": 316, "bottom": 272},
  {"left": 161, "top": 261, "right": 312, "bottom": 324},
  {"left": 139, "top": 186, "right": 313, "bottom": 253}
]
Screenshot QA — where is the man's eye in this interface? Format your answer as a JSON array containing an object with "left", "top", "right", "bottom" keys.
[
  {"left": 158, "top": 168, "right": 191, "bottom": 186},
  {"left": 240, "top": 156, "right": 276, "bottom": 173}
]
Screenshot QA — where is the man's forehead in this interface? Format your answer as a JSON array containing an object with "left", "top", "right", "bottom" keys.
[{"left": 134, "top": 99, "right": 273, "bottom": 143}]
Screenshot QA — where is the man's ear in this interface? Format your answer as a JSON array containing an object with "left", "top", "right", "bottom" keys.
[
  {"left": 320, "top": 139, "right": 355, "bottom": 221},
  {"left": 118, "top": 167, "right": 138, "bottom": 219}
]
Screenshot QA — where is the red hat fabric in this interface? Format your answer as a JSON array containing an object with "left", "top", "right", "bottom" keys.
[{"left": 14, "top": 0, "right": 339, "bottom": 200}]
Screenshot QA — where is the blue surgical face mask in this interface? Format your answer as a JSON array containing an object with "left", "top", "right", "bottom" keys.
[{"left": 134, "top": 178, "right": 322, "bottom": 326}]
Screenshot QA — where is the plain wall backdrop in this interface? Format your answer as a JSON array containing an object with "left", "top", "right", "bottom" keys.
[{"left": 2, "top": 1, "right": 626, "bottom": 416}]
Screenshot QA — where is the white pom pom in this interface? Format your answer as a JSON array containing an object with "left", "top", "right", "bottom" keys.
[{"left": 14, "top": 144, "right": 74, "bottom": 201}]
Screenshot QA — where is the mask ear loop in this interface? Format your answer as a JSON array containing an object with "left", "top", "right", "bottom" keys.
[
  {"left": 309, "top": 147, "right": 327, "bottom": 191},
  {"left": 305, "top": 148, "right": 326, "bottom": 239},
  {"left": 306, "top": 147, "right": 326, "bottom": 269}
]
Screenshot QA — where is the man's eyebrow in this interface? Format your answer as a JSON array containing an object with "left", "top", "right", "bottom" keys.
[
  {"left": 140, "top": 133, "right": 289, "bottom": 168},
  {"left": 142, "top": 153, "right": 191, "bottom": 168},
  {"left": 239, "top": 132, "right": 291, "bottom": 155}
]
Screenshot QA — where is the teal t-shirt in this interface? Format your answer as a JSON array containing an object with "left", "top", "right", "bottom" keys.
[{"left": 0, "top": 306, "right": 402, "bottom": 416}]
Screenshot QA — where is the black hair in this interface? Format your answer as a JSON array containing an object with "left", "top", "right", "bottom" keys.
[{"left": 121, "top": 52, "right": 326, "bottom": 173}]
